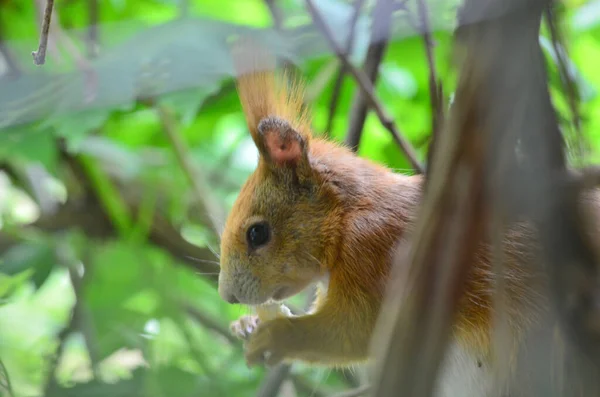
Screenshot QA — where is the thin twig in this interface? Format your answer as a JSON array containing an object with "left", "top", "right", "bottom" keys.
[
  {"left": 32, "top": 0, "right": 55, "bottom": 65},
  {"left": 146, "top": 99, "right": 226, "bottom": 235},
  {"left": 32, "top": 0, "right": 98, "bottom": 101},
  {"left": 415, "top": 0, "right": 444, "bottom": 171},
  {"left": 344, "top": 0, "right": 391, "bottom": 151},
  {"left": 325, "top": 0, "right": 365, "bottom": 137},
  {"left": 305, "top": 0, "right": 425, "bottom": 173},
  {"left": 329, "top": 384, "right": 370, "bottom": 397},
  {"left": 0, "top": 358, "right": 14, "bottom": 397}
]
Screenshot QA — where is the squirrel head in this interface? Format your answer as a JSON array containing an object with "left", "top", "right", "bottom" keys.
[{"left": 218, "top": 39, "right": 329, "bottom": 305}]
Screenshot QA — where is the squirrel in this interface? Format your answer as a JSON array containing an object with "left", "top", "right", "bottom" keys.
[{"left": 217, "top": 40, "right": 600, "bottom": 395}]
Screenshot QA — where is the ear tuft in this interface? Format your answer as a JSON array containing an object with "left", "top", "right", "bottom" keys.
[{"left": 258, "top": 116, "right": 305, "bottom": 166}]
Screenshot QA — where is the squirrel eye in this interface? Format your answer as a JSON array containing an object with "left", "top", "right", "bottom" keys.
[{"left": 246, "top": 222, "right": 271, "bottom": 250}]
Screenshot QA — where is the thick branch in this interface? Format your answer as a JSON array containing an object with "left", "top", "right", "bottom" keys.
[{"left": 0, "top": 188, "right": 219, "bottom": 284}]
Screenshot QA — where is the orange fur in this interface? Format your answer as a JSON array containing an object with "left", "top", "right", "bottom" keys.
[{"left": 218, "top": 42, "right": 554, "bottom": 369}]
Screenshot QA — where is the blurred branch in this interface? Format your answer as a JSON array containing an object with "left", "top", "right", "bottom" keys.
[
  {"left": 65, "top": 248, "right": 101, "bottom": 375},
  {"left": 571, "top": 166, "right": 600, "bottom": 191},
  {"left": 178, "top": 317, "right": 225, "bottom": 396},
  {"left": 43, "top": 313, "right": 75, "bottom": 395},
  {"left": 32, "top": 0, "right": 55, "bottom": 65},
  {"left": 265, "top": 0, "right": 284, "bottom": 30},
  {"left": 184, "top": 304, "right": 238, "bottom": 345},
  {"left": 344, "top": 0, "right": 390, "bottom": 151},
  {"left": 0, "top": 358, "right": 14, "bottom": 397},
  {"left": 325, "top": 0, "right": 365, "bottom": 137},
  {"left": 44, "top": 241, "right": 94, "bottom": 394},
  {"left": 369, "top": 3, "right": 496, "bottom": 396},
  {"left": 256, "top": 289, "right": 315, "bottom": 397},
  {"left": 414, "top": 0, "right": 444, "bottom": 170},
  {"left": 290, "top": 374, "right": 329, "bottom": 397},
  {"left": 78, "top": 155, "right": 133, "bottom": 237},
  {"left": 305, "top": 0, "right": 425, "bottom": 173},
  {"left": 544, "top": 4, "right": 583, "bottom": 156},
  {"left": 142, "top": 98, "right": 226, "bottom": 236},
  {"left": 0, "top": 169, "right": 220, "bottom": 284},
  {"left": 372, "top": 0, "right": 600, "bottom": 395},
  {"left": 257, "top": 364, "right": 292, "bottom": 397},
  {"left": 329, "top": 384, "right": 370, "bottom": 397},
  {"left": 88, "top": 0, "right": 99, "bottom": 58}
]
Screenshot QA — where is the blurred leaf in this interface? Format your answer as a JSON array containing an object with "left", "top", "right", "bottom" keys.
[
  {"left": 44, "top": 108, "right": 112, "bottom": 152},
  {"left": 380, "top": 63, "right": 419, "bottom": 99},
  {"left": 85, "top": 242, "right": 157, "bottom": 359},
  {"left": 572, "top": 0, "right": 600, "bottom": 32},
  {"left": 48, "top": 367, "right": 146, "bottom": 397},
  {"left": 0, "top": 124, "right": 58, "bottom": 173},
  {"left": 0, "top": 240, "right": 57, "bottom": 290}
]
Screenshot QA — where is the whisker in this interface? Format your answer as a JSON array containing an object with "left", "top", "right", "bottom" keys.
[
  {"left": 184, "top": 256, "right": 221, "bottom": 266},
  {"left": 194, "top": 272, "right": 221, "bottom": 276},
  {"left": 207, "top": 243, "right": 221, "bottom": 259},
  {"left": 305, "top": 252, "right": 325, "bottom": 268}
]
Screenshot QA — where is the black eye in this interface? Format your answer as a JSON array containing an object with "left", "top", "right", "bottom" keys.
[{"left": 246, "top": 222, "right": 271, "bottom": 250}]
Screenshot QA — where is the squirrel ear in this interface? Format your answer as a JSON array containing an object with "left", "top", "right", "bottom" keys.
[{"left": 257, "top": 116, "right": 308, "bottom": 168}]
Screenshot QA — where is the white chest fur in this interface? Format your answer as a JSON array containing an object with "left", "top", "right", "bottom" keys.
[{"left": 435, "top": 341, "right": 499, "bottom": 397}]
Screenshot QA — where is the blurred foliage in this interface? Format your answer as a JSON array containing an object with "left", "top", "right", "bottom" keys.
[{"left": 0, "top": 0, "right": 599, "bottom": 396}]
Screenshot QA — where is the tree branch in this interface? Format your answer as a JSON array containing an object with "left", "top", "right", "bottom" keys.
[
  {"left": 142, "top": 98, "right": 226, "bottom": 236},
  {"left": 256, "top": 364, "right": 292, "bottom": 397},
  {"left": 305, "top": 0, "right": 425, "bottom": 173},
  {"left": 0, "top": 358, "right": 14, "bottom": 397},
  {"left": 184, "top": 304, "right": 238, "bottom": 345},
  {"left": 544, "top": 4, "right": 584, "bottom": 158},
  {"left": 255, "top": 289, "right": 316, "bottom": 397},
  {"left": 344, "top": 0, "right": 391, "bottom": 151},
  {"left": 32, "top": 0, "right": 55, "bottom": 65},
  {"left": 265, "top": 0, "right": 284, "bottom": 30},
  {"left": 414, "top": 0, "right": 444, "bottom": 170},
  {"left": 0, "top": 182, "right": 220, "bottom": 284},
  {"left": 44, "top": 241, "right": 95, "bottom": 394},
  {"left": 325, "top": 0, "right": 365, "bottom": 137},
  {"left": 329, "top": 384, "right": 370, "bottom": 397}
]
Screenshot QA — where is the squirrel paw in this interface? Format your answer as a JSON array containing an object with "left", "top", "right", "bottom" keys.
[
  {"left": 230, "top": 315, "right": 260, "bottom": 340},
  {"left": 244, "top": 319, "right": 291, "bottom": 367}
]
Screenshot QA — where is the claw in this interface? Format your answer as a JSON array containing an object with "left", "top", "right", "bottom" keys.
[{"left": 230, "top": 315, "right": 260, "bottom": 340}]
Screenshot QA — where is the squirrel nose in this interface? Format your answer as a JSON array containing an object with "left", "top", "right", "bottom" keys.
[
  {"left": 225, "top": 293, "right": 239, "bottom": 304},
  {"left": 218, "top": 273, "right": 240, "bottom": 304}
]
